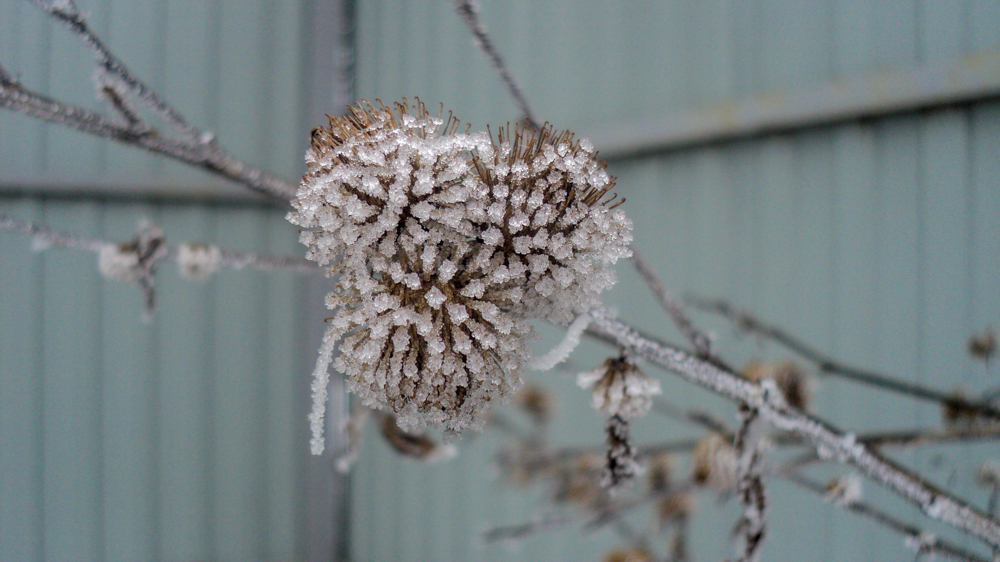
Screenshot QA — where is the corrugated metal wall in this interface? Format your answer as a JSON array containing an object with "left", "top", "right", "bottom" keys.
[
  {"left": 352, "top": 1, "right": 1000, "bottom": 561},
  {"left": 0, "top": 0, "right": 350, "bottom": 560}
]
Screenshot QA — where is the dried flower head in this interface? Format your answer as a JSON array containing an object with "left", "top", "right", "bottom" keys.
[
  {"left": 553, "top": 454, "right": 606, "bottom": 506},
  {"left": 290, "top": 100, "right": 632, "bottom": 453},
  {"left": 742, "top": 360, "right": 811, "bottom": 411},
  {"left": 691, "top": 433, "right": 738, "bottom": 491},
  {"left": 578, "top": 357, "right": 661, "bottom": 420}
]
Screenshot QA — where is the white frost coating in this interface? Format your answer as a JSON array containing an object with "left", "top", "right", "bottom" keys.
[
  {"left": 291, "top": 101, "right": 632, "bottom": 444},
  {"left": 904, "top": 532, "right": 937, "bottom": 553},
  {"left": 586, "top": 307, "right": 1000, "bottom": 548},
  {"left": 98, "top": 243, "right": 140, "bottom": 281},
  {"left": 527, "top": 312, "right": 591, "bottom": 371},
  {"left": 176, "top": 243, "right": 222, "bottom": 281}
]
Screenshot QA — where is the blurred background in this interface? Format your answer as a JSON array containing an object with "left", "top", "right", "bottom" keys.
[{"left": 1, "top": 0, "right": 998, "bottom": 560}]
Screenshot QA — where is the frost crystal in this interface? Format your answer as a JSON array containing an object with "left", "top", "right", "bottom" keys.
[
  {"left": 176, "top": 243, "right": 222, "bottom": 281},
  {"left": 578, "top": 357, "right": 661, "bottom": 420},
  {"left": 289, "top": 100, "right": 632, "bottom": 452}
]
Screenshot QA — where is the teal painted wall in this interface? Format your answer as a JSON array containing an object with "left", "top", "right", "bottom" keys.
[
  {"left": 352, "top": 1, "right": 1000, "bottom": 561},
  {"left": 0, "top": 0, "right": 345, "bottom": 560}
]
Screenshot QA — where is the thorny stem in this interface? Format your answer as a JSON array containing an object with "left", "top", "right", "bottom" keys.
[
  {"left": 782, "top": 472, "right": 991, "bottom": 562},
  {"left": 686, "top": 295, "right": 1000, "bottom": 424},
  {"left": 0, "top": 4, "right": 298, "bottom": 202},
  {"left": 0, "top": 212, "right": 317, "bottom": 274},
  {"left": 452, "top": 0, "right": 540, "bottom": 130},
  {"left": 587, "top": 307, "right": 1000, "bottom": 549}
]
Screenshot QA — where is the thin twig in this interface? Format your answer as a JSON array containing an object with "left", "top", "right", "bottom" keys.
[
  {"left": 587, "top": 307, "right": 1000, "bottom": 548},
  {"left": 0, "top": 212, "right": 317, "bottom": 274},
  {"left": 452, "top": 0, "right": 540, "bottom": 129},
  {"left": 28, "top": 0, "right": 199, "bottom": 140},
  {"left": 782, "top": 472, "right": 991, "bottom": 562},
  {"left": 630, "top": 246, "right": 724, "bottom": 367},
  {"left": 686, "top": 295, "right": 1000, "bottom": 424}
]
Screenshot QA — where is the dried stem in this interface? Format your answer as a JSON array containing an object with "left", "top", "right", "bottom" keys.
[
  {"left": 452, "top": 0, "right": 540, "bottom": 129},
  {"left": 782, "top": 472, "right": 991, "bottom": 562},
  {"left": 587, "top": 307, "right": 1000, "bottom": 549},
  {"left": 686, "top": 295, "right": 1000, "bottom": 424},
  {"left": 732, "top": 406, "right": 767, "bottom": 562}
]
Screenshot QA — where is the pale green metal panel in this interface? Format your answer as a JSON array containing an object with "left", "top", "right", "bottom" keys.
[
  {"left": 0, "top": 197, "right": 312, "bottom": 561},
  {"left": 352, "top": 1, "right": 1000, "bottom": 560}
]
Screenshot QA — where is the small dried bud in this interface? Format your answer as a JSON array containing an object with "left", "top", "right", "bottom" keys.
[
  {"left": 380, "top": 414, "right": 456, "bottom": 462},
  {"left": 968, "top": 328, "right": 997, "bottom": 363},
  {"left": 603, "top": 547, "right": 654, "bottom": 562},
  {"left": 553, "top": 454, "right": 605, "bottom": 506},
  {"left": 657, "top": 492, "right": 695, "bottom": 526},
  {"left": 976, "top": 461, "right": 1000, "bottom": 487},
  {"left": 824, "top": 474, "right": 863, "bottom": 506},
  {"left": 578, "top": 357, "right": 661, "bottom": 420},
  {"left": 692, "top": 433, "right": 738, "bottom": 491},
  {"left": 514, "top": 383, "right": 553, "bottom": 426},
  {"left": 176, "top": 242, "right": 222, "bottom": 281},
  {"left": 647, "top": 452, "right": 673, "bottom": 493},
  {"left": 742, "top": 360, "right": 811, "bottom": 411}
]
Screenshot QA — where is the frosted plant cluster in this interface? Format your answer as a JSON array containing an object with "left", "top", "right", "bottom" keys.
[
  {"left": 578, "top": 356, "right": 662, "bottom": 420},
  {"left": 289, "top": 100, "right": 632, "bottom": 453}
]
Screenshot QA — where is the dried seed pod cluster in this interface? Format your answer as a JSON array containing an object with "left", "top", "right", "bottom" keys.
[{"left": 290, "top": 100, "right": 632, "bottom": 453}]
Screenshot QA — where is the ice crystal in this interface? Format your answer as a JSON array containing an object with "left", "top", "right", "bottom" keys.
[
  {"left": 290, "top": 100, "right": 632, "bottom": 453},
  {"left": 578, "top": 357, "right": 661, "bottom": 420}
]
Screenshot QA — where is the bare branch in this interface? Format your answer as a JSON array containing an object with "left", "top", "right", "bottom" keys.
[
  {"left": 452, "top": 0, "right": 540, "bottom": 129},
  {"left": 782, "top": 472, "right": 992, "bottom": 562},
  {"left": 0, "top": 68, "right": 297, "bottom": 201},
  {"left": 0, "top": 212, "right": 316, "bottom": 274},
  {"left": 630, "top": 246, "right": 723, "bottom": 366},
  {"left": 686, "top": 295, "right": 1000, "bottom": 424},
  {"left": 28, "top": 0, "right": 199, "bottom": 140},
  {"left": 587, "top": 307, "right": 1000, "bottom": 548}
]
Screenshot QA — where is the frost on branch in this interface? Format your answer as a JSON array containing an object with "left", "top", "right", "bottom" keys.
[
  {"left": 578, "top": 356, "right": 661, "bottom": 420},
  {"left": 176, "top": 242, "right": 222, "bottom": 281},
  {"left": 289, "top": 100, "right": 632, "bottom": 453}
]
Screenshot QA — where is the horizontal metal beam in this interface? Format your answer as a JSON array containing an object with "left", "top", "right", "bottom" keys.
[{"left": 589, "top": 50, "right": 1000, "bottom": 161}]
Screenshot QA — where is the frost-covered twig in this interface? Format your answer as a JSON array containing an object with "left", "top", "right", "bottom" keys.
[
  {"left": 28, "top": 0, "right": 199, "bottom": 140},
  {"left": 0, "top": 212, "right": 316, "bottom": 274},
  {"left": 587, "top": 307, "right": 1000, "bottom": 548},
  {"left": 783, "top": 472, "right": 991, "bottom": 562},
  {"left": 630, "top": 247, "right": 720, "bottom": 365},
  {"left": 452, "top": 0, "right": 540, "bottom": 129},
  {"left": 528, "top": 312, "right": 591, "bottom": 371},
  {"left": 0, "top": 3, "right": 298, "bottom": 201},
  {"left": 687, "top": 295, "right": 1000, "bottom": 424},
  {"left": 482, "top": 513, "right": 578, "bottom": 544}
]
